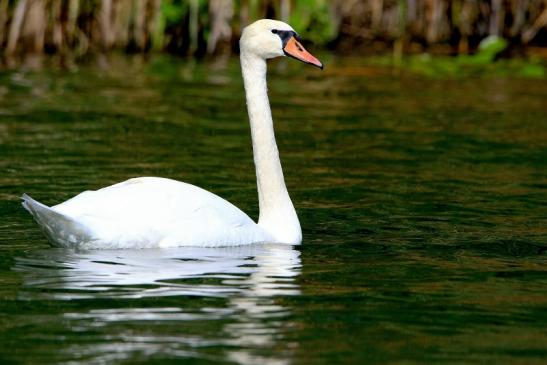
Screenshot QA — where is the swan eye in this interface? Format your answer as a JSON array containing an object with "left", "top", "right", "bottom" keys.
[{"left": 271, "top": 29, "right": 278, "bottom": 34}]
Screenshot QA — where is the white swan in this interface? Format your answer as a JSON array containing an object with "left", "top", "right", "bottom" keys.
[{"left": 22, "top": 19, "right": 323, "bottom": 249}]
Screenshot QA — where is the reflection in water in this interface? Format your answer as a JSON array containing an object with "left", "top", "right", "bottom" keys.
[
  {"left": 15, "top": 244, "right": 301, "bottom": 364},
  {"left": 2, "top": 57, "right": 547, "bottom": 364}
]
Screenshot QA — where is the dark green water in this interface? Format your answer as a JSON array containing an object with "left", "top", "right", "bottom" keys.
[{"left": 0, "top": 55, "right": 546, "bottom": 364}]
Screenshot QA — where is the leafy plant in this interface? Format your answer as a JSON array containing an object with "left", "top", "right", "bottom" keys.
[{"left": 289, "top": 0, "right": 336, "bottom": 45}]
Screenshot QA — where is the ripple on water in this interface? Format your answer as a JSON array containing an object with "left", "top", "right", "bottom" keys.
[{"left": 0, "top": 56, "right": 546, "bottom": 364}]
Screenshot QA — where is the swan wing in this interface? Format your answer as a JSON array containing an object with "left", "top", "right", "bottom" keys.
[{"left": 27, "top": 177, "right": 269, "bottom": 248}]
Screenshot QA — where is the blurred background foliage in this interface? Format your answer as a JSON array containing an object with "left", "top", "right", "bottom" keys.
[{"left": 0, "top": 0, "right": 547, "bottom": 74}]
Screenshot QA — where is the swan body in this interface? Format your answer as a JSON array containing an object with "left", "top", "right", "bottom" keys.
[
  {"left": 22, "top": 19, "right": 323, "bottom": 249},
  {"left": 23, "top": 178, "right": 271, "bottom": 249}
]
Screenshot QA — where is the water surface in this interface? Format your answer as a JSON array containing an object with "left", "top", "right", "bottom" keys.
[{"left": 0, "top": 56, "right": 546, "bottom": 364}]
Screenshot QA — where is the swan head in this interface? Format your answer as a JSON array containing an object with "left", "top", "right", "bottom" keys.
[{"left": 240, "top": 19, "right": 323, "bottom": 69}]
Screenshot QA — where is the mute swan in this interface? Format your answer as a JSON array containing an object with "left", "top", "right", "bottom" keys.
[{"left": 22, "top": 19, "right": 323, "bottom": 249}]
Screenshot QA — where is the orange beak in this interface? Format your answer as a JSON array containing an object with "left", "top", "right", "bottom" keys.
[{"left": 283, "top": 36, "right": 323, "bottom": 69}]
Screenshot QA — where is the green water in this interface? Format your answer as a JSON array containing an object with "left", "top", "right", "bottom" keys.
[{"left": 0, "top": 56, "right": 546, "bottom": 364}]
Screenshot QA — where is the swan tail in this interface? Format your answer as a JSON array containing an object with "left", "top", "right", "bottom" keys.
[{"left": 21, "top": 194, "right": 94, "bottom": 247}]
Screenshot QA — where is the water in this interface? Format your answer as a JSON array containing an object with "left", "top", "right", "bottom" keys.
[{"left": 0, "top": 55, "right": 546, "bottom": 364}]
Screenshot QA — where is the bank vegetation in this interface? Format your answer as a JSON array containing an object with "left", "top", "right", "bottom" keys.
[{"left": 1, "top": 0, "right": 547, "bottom": 68}]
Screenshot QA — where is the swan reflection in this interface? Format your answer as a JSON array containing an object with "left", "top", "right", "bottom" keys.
[{"left": 15, "top": 244, "right": 301, "bottom": 365}]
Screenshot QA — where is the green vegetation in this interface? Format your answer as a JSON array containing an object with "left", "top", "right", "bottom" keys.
[
  {"left": 368, "top": 54, "right": 546, "bottom": 78},
  {"left": 0, "top": 0, "right": 546, "bottom": 73},
  {"left": 367, "top": 36, "right": 546, "bottom": 78}
]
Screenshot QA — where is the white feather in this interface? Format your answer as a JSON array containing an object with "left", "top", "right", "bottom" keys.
[
  {"left": 23, "top": 178, "right": 272, "bottom": 249},
  {"left": 22, "top": 19, "right": 309, "bottom": 249}
]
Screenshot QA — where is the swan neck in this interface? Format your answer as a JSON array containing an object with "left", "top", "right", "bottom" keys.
[{"left": 240, "top": 52, "right": 301, "bottom": 244}]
